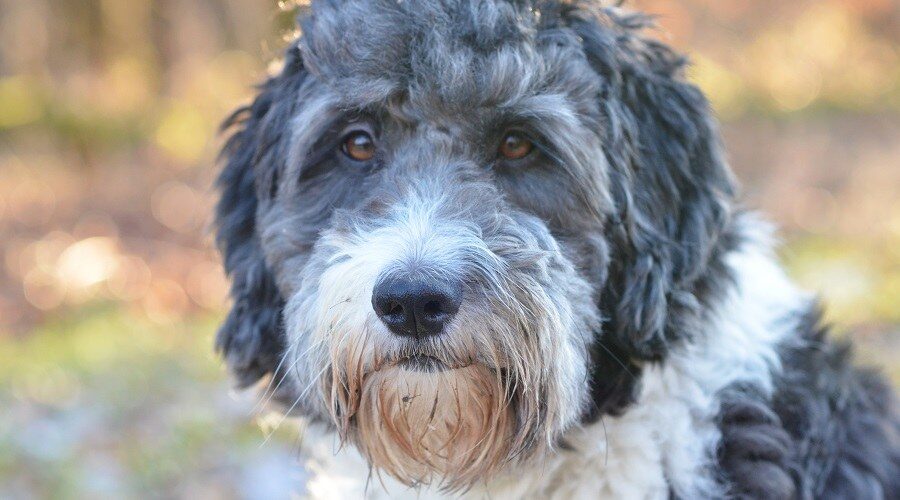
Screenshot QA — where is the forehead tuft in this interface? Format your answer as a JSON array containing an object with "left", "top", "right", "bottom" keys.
[{"left": 299, "top": 0, "right": 584, "bottom": 111}]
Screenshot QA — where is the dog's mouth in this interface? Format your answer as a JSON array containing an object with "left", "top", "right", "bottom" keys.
[{"left": 397, "top": 354, "right": 470, "bottom": 372}]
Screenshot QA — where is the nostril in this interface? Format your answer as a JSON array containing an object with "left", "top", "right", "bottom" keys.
[
  {"left": 374, "top": 297, "right": 407, "bottom": 326},
  {"left": 386, "top": 301, "right": 404, "bottom": 317},
  {"left": 422, "top": 300, "right": 442, "bottom": 317}
]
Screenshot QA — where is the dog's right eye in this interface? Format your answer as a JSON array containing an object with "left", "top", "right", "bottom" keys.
[
  {"left": 498, "top": 131, "right": 534, "bottom": 161},
  {"left": 341, "top": 131, "right": 376, "bottom": 162}
]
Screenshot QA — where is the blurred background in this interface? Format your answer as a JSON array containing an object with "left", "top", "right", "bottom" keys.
[{"left": 0, "top": 0, "right": 897, "bottom": 497}]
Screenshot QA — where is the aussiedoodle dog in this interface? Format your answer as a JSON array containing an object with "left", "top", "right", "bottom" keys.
[{"left": 213, "top": 1, "right": 900, "bottom": 498}]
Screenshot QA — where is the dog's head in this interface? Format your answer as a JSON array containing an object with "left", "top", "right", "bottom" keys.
[{"left": 215, "top": 0, "right": 735, "bottom": 490}]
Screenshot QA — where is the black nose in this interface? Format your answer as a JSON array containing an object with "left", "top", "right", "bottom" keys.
[{"left": 372, "top": 275, "right": 462, "bottom": 339}]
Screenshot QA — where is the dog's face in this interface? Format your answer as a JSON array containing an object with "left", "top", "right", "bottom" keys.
[{"left": 215, "top": 0, "right": 735, "bottom": 491}]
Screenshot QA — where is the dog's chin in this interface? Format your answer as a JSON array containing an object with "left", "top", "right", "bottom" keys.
[{"left": 351, "top": 362, "right": 514, "bottom": 491}]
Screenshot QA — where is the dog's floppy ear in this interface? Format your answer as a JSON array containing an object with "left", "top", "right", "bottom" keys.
[
  {"left": 570, "top": 8, "right": 737, "bottom": 360},
  {"left": 215, "top": 44, "right": 307, "bottom": 387}
]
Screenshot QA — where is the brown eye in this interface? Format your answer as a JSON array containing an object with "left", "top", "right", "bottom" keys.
[
  {"left": 341, "top": 131, "right": 376, "bottom": 162},
  {"left": 498, "top": 132, "right": 533, "bottom": 160}
]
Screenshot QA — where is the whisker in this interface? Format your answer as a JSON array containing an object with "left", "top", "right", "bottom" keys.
[
  {"left": 593, "top": 338, "right": 635, "bottom": 379},
  {"left": 259, "top": 364, "right": 329, "bottom": 448},
  {"left": 253, "top": 341, "right": 300, "bottom": 415}
]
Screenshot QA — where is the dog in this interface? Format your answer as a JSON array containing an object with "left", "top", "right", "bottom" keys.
[{"left": 213, "top": 1, "right": 900, "bottom": 498}]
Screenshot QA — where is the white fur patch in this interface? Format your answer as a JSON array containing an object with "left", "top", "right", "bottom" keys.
[{"left": 293, "top": 217, "right": 809, "bottom": 499}]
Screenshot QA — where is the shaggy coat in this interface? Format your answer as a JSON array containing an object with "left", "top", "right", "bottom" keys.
[{"left": 213, "top": 1, "right": 900, "bottom": 498}]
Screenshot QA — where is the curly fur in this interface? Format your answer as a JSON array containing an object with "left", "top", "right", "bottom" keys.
[{"left": 213, "top": 1, "right": 899, "bottom": 497}]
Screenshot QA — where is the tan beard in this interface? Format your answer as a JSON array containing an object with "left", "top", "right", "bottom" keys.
[{"left": 348, "top": 363, "right": 514, "bottom": 491}]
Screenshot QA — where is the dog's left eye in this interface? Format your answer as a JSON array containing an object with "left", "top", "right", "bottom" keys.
[
  {"left": 341, "top": 130, "right": 377, "bottom": 162},
  {"left": 498, "top": 131, "right": 534, "bottom": 160}
]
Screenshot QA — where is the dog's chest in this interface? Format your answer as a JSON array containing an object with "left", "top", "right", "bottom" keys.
[{"left": 473, "top": 364, "right": 722, "bottom": 500}]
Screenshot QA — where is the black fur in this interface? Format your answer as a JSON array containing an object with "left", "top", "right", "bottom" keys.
[
  {"left": 214, "top": 45, "right": 306, "bottom": 388},
  {"left": 572, "top": 7, "right": 740, "bottom": 420},
  {"left": 569, "top": 8, "right": 736, "bottom": 362},
  {"left": 716, "top": 386, "right": 797, "bottom": 499},
  {"left": 717, "top": 306, "right": 900, "bottom": 499}
]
